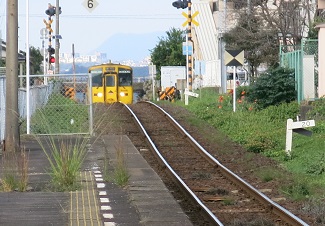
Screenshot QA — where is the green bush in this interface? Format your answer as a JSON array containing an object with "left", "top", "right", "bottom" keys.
[
  {"left": 247, "top": 67, "right": 297, "bottom": 109},
  {"left": 308, "top": 98, "right": 325, "bottom": 120}
]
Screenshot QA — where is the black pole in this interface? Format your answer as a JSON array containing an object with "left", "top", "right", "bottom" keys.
[{"left": 187, "top": 0, "right": 192, "bottom": 91}]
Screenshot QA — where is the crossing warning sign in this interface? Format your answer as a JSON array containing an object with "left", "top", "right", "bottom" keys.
[
  {"left": 225, "top": 50, "right": 244, "bottom": 66},
  {"left": 182, "top": 11, "right": 199, "bottom": 27}
]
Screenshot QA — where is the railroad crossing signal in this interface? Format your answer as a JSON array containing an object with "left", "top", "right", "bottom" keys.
[
  {"left": 48, "top": 47, "right": 55, "bottom": 64},
  {"left": 225, "top": 50, "right": 244, "bottom": 66},
  {"left": 182, "top": 11, "right": 199, "bottom": 27},
  {"left": 45, "top": 4, "right": 61, "bottom": 16},
  {"left": 45, "top": 6, "right": 56, "bottom": 16},
  {"left": 43, "top": 19, "right": 53, "bottom": 33},
  {"left": 172, "top": 0, "right": 189, "bottom": 9}
]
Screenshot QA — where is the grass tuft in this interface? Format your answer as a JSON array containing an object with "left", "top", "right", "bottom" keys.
[
  {"left": 35, "top": 135, "right": 89, "bottom": 191},
  {"left": 0, "top": 148, "right": 29, "bottom": 192},
  {"left": 181, "top": 88, "right": 325, "bottom": 201},
  {"left": 103, "top": 137, "right": 130, "bottom": 187}
]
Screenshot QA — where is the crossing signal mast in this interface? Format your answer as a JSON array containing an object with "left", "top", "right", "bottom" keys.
[
  {"left": 172, "top": 0, "right": 193, "bottom": 91},
  {"left": 44, "top": 3, "right": 61, "bottom": 72}
]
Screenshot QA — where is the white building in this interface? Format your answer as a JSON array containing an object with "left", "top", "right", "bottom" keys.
[{"left": 191, "top": 0, "right": 316, "bottom": 91}]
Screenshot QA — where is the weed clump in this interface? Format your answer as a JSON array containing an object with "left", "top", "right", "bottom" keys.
[
  {"left": 36, "top": 135, "right": 89, "bottom": 191},
  {"left": 103, "top": 137, "right": 130, "bottom": 187},
  {"left": 0, "top": 148, "right": 29, "bottom": 192}
]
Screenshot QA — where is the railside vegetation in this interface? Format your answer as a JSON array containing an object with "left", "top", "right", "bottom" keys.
[{"left": 172, "top": 67, "right": 324, "bottom": 222}]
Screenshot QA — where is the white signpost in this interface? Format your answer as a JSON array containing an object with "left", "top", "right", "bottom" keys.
[
  {"left": 285, "top": 118, "right": 315, "bottom": 156},
  {"left": 184, "top": 89, "right": 199, "bottom": 98},
  {"left": 184, "top": 88, "right": 199, "bottom": 105}
]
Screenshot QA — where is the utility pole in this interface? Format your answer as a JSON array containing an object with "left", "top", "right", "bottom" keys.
[
  {"left": 221, "top": 0, "right": 227, "bottom": 94},
  {"left": 0, "top": 30, "right": 2, "bottom": 64},
  {"left": 55, "top": 0, "right": 60, "bottom": 74},
  {"left": 5, "top": 0, "right": 19, "bottom": 152}
]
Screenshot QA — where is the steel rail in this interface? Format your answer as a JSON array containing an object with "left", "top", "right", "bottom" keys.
[
  {"left": 124, "top": 101, "right": 309, "bottom": 226},
  {"left": 146, "top": 101, "right": 309, "bottom": 226},
  {"left": 123, "top": 103, "right": 224, "bottom": 225}
]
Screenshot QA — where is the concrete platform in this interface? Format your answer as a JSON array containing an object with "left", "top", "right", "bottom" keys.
[
  {"left": 95, "top": 135, "right": 193, "bottom": 226},
  {"left": 0, "top": 135, "right": 192, "bottom": 226}
]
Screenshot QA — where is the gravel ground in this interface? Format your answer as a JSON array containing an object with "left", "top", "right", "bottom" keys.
[{"left": 93, "top": 102, "right": 323, "bottom": 225}]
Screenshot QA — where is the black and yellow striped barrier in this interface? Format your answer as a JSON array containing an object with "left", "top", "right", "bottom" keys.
[{"left": 62, "top": 86, "right": 76, "bottom": 100}]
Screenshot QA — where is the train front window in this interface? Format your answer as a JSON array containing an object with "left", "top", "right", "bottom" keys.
[
  {"left": 90, "top": 69, "right": 103, "bottom": 87},
  {"left": 118, "top": 69, "right": 132, "bottom": 86}
]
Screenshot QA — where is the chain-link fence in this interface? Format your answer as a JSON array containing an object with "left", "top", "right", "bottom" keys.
[
  {"left": 280, "top": 39, "right": 318, "bottom": 103},
  {"left": 16, "top": 74, "right": 92, "bottom": 136}
]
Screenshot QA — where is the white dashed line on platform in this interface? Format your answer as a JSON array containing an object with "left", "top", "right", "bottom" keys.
[
  {"left": 101, "top": 205, "right": 112, "bottom": 211},
  {"left": 103, "top": 213, "right": 114, "bottom": 219},
  {"left": 97, "top": 183, "right": 105, "bottom": 188},
  {"left": 99, "top": 191, "right": 107, "bottom": 196},
  {"left": 100, "top": 198, "right": 110, "bottom": 203},
  {"left": 104, "top": 222, "right": 116, "bottom": 226}
]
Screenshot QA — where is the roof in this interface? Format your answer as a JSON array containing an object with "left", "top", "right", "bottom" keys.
[
  {"left": 1, "top": 40, "right": 26, "bottom": 62},
  {"left": 192, "top": 1, "right": 219, "bottom": 61}
]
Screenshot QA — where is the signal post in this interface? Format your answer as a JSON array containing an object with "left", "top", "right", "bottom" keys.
[
  {"left": 172, "top": 0, "right": 195, "bottom": 91},
  {"left": 185, "top": 0, "right": 193, "bottom": 91},
  {"left": 172, "top": 0, "right": 199, "bottom": 104},
  {"left": 44, "top": 3, "right": 61, "bottom": 74}
]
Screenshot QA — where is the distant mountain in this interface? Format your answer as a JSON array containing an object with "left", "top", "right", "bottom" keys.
[
  {"left": 94, "top": 32, "right": 165, "bottom": 61},
  {"left": 60, "top": 63, "right": 149, "bottom": 78},
  {"left": 133, "top": 66, "right": 149, "bottom": 77}
]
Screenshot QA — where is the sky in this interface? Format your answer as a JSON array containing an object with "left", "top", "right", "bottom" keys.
[{"left": 0, "top": 0, "right": 185, "bottom": 59}]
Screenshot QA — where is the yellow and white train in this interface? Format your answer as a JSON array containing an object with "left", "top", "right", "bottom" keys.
[{"left": 88, "top": 63, "right": 133, "bottom": 104}]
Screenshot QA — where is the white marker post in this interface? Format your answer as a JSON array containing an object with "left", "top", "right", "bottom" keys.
[
  {"left": 286, "top": 118, "right": 315, "bottom": 156},
  {"left": 184, "top": 88, "right": 199, "bottom": 105},
  {"left": 184, "top": 89, "right": 199, "bottom": 98}
]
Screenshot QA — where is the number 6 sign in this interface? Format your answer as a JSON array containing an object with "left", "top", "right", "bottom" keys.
[{"left": 83, "top": 0, "right": 99, "bottom": 12}]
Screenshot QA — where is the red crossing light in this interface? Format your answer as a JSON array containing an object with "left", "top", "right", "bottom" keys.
[
  {"left": 49, "top": 56, "right": 55, "bottom": 63},
  {"left": 48, "top": 47, "right": 55, "bottom": 64}
]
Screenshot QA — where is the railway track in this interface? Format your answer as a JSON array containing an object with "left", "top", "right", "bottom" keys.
[{"left": 94, "top": 101, "right": 309, "bottom": 226}]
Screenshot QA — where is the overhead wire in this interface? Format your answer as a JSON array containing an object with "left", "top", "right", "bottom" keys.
[{"left": 0, "top": 13, "right": 182, "bottom": 20}]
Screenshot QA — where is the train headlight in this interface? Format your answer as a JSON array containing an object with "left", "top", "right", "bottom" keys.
[
  {"left": 120, "top": 92, "right": 126, "bottom": 97},
  {"left": 97, "top": 92, "right": 103, "bottom": 98}
]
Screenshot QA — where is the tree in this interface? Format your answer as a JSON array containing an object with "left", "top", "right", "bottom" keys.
[
  {"left": 29, "top": 46, "right": 43, "bottom": 75},
  {"left": 0, "top": 46, "right": 43, "bottom": 74},
  {"left": 150, "top": 28, "right": 186, "bottom": 80},
  {"left": 253, "top": 0, "right": 315, "bottom": 45},
  {"left": 224, "top": 0, "right": 317, "bottom": 80},
  {"left": 224, "top": 11, "right": 279, "bottom": 78}
]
